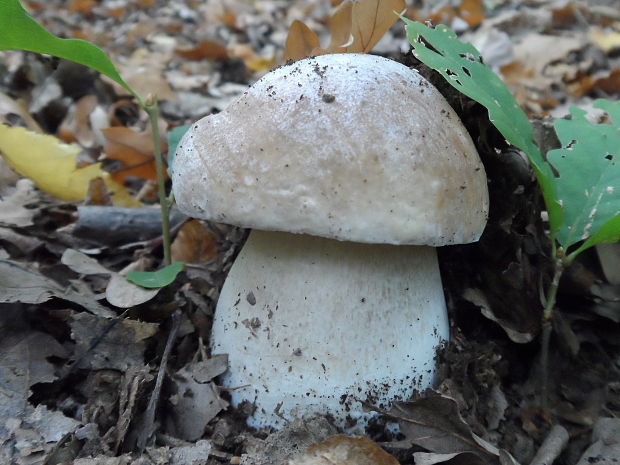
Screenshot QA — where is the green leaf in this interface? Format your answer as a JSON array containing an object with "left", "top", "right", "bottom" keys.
[
  {"left": 126, "top": 262, "right": 184, "bottom": 289},
  {"left": 547, "top": 99, "right": 620, "bottom": 251},
  {"left": 401, "top": 18, "right": 562, "bottom": 235},
  {"left": 0, "top": 0, "right": 141, "bottom": 104},
  {"left": 167, "top": 124, "right": 190, "bottom": 169}
]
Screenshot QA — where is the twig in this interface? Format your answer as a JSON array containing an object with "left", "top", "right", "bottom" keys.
[
  {"left": 529, "top": 425, "right": 569, "bottom": 465},
  {"left": 136, "top": 310, "right": 182, "bottom": 451}
]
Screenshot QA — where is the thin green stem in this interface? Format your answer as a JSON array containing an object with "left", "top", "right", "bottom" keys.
[
  {"left": 540, "top": 247, "right": 565, "bottom": 409},
  {"left": 143, "top": 95, "right": 171, "bottom": 266}
]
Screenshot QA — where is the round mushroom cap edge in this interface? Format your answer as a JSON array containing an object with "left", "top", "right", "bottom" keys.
[{"left": 172, "top": 53, "right": 489, "bottom": 246}]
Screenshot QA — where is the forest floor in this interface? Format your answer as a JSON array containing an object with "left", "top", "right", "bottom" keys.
[{"left": 0, "top": 0, "right": 619, "bottom": 464}]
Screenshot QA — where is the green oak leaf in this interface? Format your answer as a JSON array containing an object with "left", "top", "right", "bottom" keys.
[
  {"left": 401, "top": 18, "right": 562, "bottom": 235},
  {"left": 547, "top": 99, "right": 620, "bottom": 252},
  {"left": 126, "top": 262, "right": 184, "bottom": 289},
  {"left": 0, "top": 0, "right": 141, "bottom": 103}
]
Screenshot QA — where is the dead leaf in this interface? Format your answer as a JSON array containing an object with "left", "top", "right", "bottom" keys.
[
  {"left": 343, "top": 0, "right": 405, "bottom": 53},
  {"left": 167, "top": 358, "right": 229, "bottom": 441},
  {"left": 388, "top": 394, "right": 508, "bottom": 462},
  {"left": 61, "top": 249, "right": 160, "bottom": 307},
  {"left": 284, "top": 20, "right": 321, "bottom": 62},
  {"left": 112, "top": 49, "right": 175, "bottom": 101},
  {"left": 57, "top": 95, "right": 108, "bottom": 148},
  {"left": 171, "top": 219, "right": 219, "bottom": 263},
  {"left": 85, "top": 177, "right": 114, "bottom": 206},
  {"left": 576, "top": 418, "right": 620, "bottom": 465},
  {"left": 0, "top": 179, "right": 38, "bottom": 227},
  {"left": 61, "top": 248, "right": 110, "bottom": 275},
  {"left": 459, "top": 0, "right": 485, "bottom": 27},
  {"left": 70, "top": 312, "right": 158, "bottom": 371},
  {"left": 291, "top": 435, "right": 400, "bottom": 465},
  {"left": 102, "top": 126, "right": 167, "bottom": 183},
  {"left": 569, "top": 68, "right": 620, "bottom": 97},
  {"left": 0, "top": 331, "right": 68, "bottom": 419},
  {"left": 175, "top": 40, "right": 229, "bottom": 61},
  {"left": 327, "top": 1, "right": 353, "bottom": 51},
  {"left": 68, "top": 0, "right": 96, "bottom": 15},
  {"left": 0, "top": 92, "right": 42, "bottom": 132},
  {"left": 590, "top": 25, "right": 620, "bottom": 53},
  {"left": 0, "top": 259, "right": 115, "bottom": 317}
]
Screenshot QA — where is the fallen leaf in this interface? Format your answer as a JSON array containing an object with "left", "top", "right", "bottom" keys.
[
  {"left": 112, "top": 49, "right": 175, "bottom": 101},
  {"left": 326, "top": 1, "right": 353, "bottom": 51},
  {"left": 459, "top": 0, "right": 485, "bottom": 27},
  {"left": 68, "top": 0, "right": 96, "bottom": 15},
  {"left": 590, "top": 25, "right": 620, "bottom": 53},
  {"left": 284, "top": 20, "right": 321, "bottom": 62},
  {"left": 569, "top": 68, "right": 620, "bottom": 97},
  {"left": 389, "top": 394, "right": 501, "bottom": 461},
  {"left": 60, "top": 249, "right": 161, "bottom": 307},
  {"left": 284, "top": 0, "right": 404, "bottom": 62},
  {"left": 0, "top": 92, "right": 41, "bottom": 131},
  {"left": 291, "top": 436, "right": 400, "bottom": 465},
  {"left": 175, "top": 40, "right": 229, "bottom": 61},
  {"left": 167, "top": 358, "right": 229, "bottom": 441},
  {"left": 0, "top": 331, "right": 68, "bottom": 419},
  {"left": 70, "top": 312, "right": 158, "bottom": 371},
  {"left": 61, "top": 248, "right": 110, "bottom": 275},
  {"left": 576, "top": 418, "right": 620, "bottom": 465},
  {"left": 102, "top": 125, "right": 167, "bottom": 183},
  {"left": 0, "top": 259, "right": 115, "bottom": 317},
  {"left": 343, "top": 0, "right": 406, "bottom": 53},
  {"left": 171, "top": 219, "right": 219, "bottom": 263},
  {"left": 57, "top": 95, "right": 108, "bottom": 147},
  {"left": 0, "top": 179, "right": 38, "bottom": 227},
  {"left": 0, "top": 125, "right": 140, "bottom": 206}
]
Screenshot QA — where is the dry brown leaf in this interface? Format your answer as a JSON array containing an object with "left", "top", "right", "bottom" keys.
[
  {"left": 57, "top": 95, "right": 107, "bottom": 147},
  {"left": 327, "top": 1, "right": 353, "bottom": 51},
  {"left": 291, "top": 436, "right": 400, "bottom": 465},
  {"left": 68, "top": 0, "right": 96, "bottom": 15},
  {"left": 284, "top": 20, "right": 321, "bottom": 62},
  {"left": 175, "top": 40, "right": 229, "bottom": 61},
  {"left": 102, "top": 126, "right": 167, "bottom": 183},
  {"left": 85, "top": 177, "right": 113, "bottom": 206},
  {"left": 171, "top": 219, "right": 219, "bottom": 264},
  {"left": 568, "top": 68, "right": 620, "bottom": 97},
  {"left": 344, "top": 0, "right": 405, "bottom": 53},
  {"left": 459, "top": 0, "right": 484, "bottom": 27}
]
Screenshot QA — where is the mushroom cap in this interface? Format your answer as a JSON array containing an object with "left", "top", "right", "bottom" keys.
[{"left": 172, "top": 53, "right": 489, "bottom": 246}]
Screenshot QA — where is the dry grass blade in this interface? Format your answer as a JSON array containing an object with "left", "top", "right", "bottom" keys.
[
  {"left": 284, "top": 20, "right": 321, "bottom": 62},
  {"left": 345, "top": 0, "right": 405, "bottom": 53}
]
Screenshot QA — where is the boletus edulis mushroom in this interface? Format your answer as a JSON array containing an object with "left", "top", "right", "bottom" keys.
[{"left": 172, "top": 53, "right": 489, "bottom": 430}]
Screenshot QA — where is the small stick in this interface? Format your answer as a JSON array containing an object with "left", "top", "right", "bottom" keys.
[
  {"left": 136, "top": 310, "right": 182, "bottom": 451},
  {"left": 529, "top": 425, "right": 569, "bottom": 465}
]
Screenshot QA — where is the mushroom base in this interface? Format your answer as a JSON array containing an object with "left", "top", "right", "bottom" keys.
[{"left": 211, "top": 230, "right": 449, "bottom": 430}]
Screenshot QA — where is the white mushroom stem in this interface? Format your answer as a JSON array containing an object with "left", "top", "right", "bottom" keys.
[{"left": 211, "top": 230, "right": 449, "bottom": 430}]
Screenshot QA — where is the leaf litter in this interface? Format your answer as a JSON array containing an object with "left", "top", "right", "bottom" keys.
[{"left": 0, "top": 0, "right": 619, "bottom": 464}]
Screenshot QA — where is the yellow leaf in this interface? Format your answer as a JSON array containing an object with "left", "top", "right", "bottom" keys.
[
  {"left": 590, "top": 25, "right": 620, "bottom": 53},
  {"left": 344, "top": 0, "right": 405, "bottom": 53},
  {"left": 0, "top": 125, "right": 140, "bottom": 207},
  {"left": 284, "top": 20, "right": 321, "bottom": 62}
]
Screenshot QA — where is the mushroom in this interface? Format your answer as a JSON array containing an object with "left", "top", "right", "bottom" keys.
[{"left": 172, "top": 53, "right": 489, "bottom": 430}]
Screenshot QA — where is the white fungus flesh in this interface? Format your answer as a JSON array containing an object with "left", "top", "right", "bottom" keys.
[{"left": 171, "top": 53, "right": 489, "bottom": 430}]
